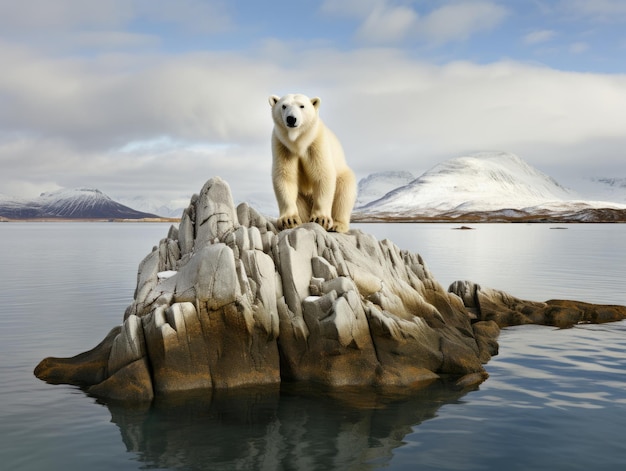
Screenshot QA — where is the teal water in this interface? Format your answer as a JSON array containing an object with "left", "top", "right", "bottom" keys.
[{"left": 1, "top": 222, "right": 625, "bottom": 470}]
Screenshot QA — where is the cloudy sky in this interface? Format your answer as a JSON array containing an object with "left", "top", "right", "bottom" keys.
[{"left": 1, "top": 0, "right": 625, "bottom": 211}]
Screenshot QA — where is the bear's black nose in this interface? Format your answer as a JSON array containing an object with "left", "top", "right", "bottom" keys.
[{"left": 286, "top": 116, "right": 297, "bottom": 127}]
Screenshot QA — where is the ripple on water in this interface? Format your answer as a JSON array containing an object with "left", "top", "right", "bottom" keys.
[{"left": 482, "top": 322, "right": 626, "bottom": 410}]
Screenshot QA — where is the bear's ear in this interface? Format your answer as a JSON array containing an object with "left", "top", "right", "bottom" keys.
[
  {"left": 269, "top": 95, "right": 280, "bottom": 107},
  {"left": 311, "top": 97, "right": 321, "bottom": 109}
]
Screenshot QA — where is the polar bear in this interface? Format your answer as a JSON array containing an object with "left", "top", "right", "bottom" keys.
[{"left": 269, "top": 93, "right": 356, "bottom": 233}]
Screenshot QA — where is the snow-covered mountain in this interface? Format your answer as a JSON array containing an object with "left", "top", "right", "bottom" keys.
[
  {"left": 0, "top": 188, "right": 159, "bottom": 220},
  {"left": 117, "top": 195, "right": 186, "bottom": 218},
  {"left": 354, "top": 152, "right": 626, "bottom": 222},
  {"left": 573, "top": 177, "right": 626, "bottom": 204},
  {"left": 356, "top": 171, "right": 415, "bottom": 207}
]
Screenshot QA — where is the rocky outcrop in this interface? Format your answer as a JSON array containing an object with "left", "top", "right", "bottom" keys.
[
  {"left": 34, "top": 177, "right": 626, "bottom": 403},
  {"left": 450, "top": 281, "right": 626, "bottom": 328}
]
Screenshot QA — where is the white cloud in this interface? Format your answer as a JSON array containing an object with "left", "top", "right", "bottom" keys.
[
  {"left": 71, "top": 31, "right": 161, "bottom": 50},
  {"left": 0, "top": 0, "right": 232, "bottom": 38},
  {"left": 0, "top": 43, "right": 279, "bottom": 149},
  {"left": 322, "top": 0, "right": 508, "bottom": 45},
  {"left": 317, "top": 56, "right": 626, "bottom": 179},
  {"left": 414, "top": 2, "right": 509, "bottom": 44},
  {"left": 523, "top": 29, "right": 557, "bottom": 45},
  {"left": 560, "top": 0, "right": 626, "bottom": 19},
  {"left": 320, "top": 0, "right": 382, "bottom": 19},
  {"left": 1, "top": 36, "right": 625, "bottom": 206},
  {"left": 2, "top": 0, "right": 625, "bottom": 213},
  {"left": 356, "top": 4, "right": 419, "bottom": 44},
  {"left": 0, "top": 0, "right": 133, "bottom": 32},
  {"left": 137, "top": 0, "right": 233, "bottom": 35}
]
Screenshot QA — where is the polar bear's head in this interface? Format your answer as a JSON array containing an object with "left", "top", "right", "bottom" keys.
[{"left": 269, "top": 94, "right": 321, "bottom": 131}]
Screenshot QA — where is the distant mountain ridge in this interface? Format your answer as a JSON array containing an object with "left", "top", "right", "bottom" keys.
[
  {"left": 0, "top": 188, "right": 159, "bottom": 220},
  {"left": 3, "top": 153, "right": 625, "bottom": 222},
  {"left": 117, "top": 195, "right": 186, "bottom": 219},
  {"left": 354, "top": 152, "right": 626, "bottom": 222},
  {"left": 356, "top": 170, "right": 415, "bottom": 207}
]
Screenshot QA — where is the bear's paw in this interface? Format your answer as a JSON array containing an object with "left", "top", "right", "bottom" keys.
[
  {"left": 278, "top": 214, "right": 302, "bottom": 230},
  {"left": 330, "top": 221, "right": 349, "bottom": 233},
  {"left": 310, "top": 214, "right": 333, "bottom": 231}
]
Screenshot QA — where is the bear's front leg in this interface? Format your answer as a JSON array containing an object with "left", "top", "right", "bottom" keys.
[
  {"left": 329, "top": 169, "right": 356, "bottom": 233},
  {"left": 273, "top": 154, "right": 302, "bottom": 230},
  {"left": 309, "top": 181, "right": 335, "bottom": 231}
]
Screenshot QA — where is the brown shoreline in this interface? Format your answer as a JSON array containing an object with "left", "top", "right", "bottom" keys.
[
  {"left": 3, "top": 210, "right": 626, "bottom": 224},
  {"left": 351, "top": 208, "right": 626, "bottom": 224},
  {"left": 0, "top": 217, "right": 181, "bottom": 223},
  {"left": 352, "top": 218, "right": 626, "bottom": 224}
]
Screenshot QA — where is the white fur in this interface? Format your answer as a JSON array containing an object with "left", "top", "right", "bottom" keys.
[{"left": 269, "top": 93, "right": 356, "bottom": 233}]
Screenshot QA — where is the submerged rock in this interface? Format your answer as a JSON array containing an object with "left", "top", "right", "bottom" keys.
[{"left": 34, "top": 177, "right": 626, "bottom": 402}]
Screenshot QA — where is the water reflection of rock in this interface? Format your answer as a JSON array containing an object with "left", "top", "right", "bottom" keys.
[{"left": 107, "top": 381, "right": 473, "bottom": 470}]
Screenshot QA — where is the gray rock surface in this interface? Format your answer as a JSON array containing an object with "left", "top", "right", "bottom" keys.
[{"left": 34, "top": 177, "right": 626, "bottom": 402}]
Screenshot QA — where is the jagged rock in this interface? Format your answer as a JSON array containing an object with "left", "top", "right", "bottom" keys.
[
  {"left": 449, "top": 281, "right": 626, "bottom": 328},
  {"left": 34, "top": 177, "right": 626, "bottom": 402},
  {"left": 34, "top": 326, "right": 121, "bottom": 386}
]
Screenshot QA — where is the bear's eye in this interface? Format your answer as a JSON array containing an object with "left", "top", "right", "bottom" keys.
[
  {"left": 282, "top": 104, "right": 286, "bottom": 110},
  {"left": 300, "top": 105, "right": 304, "bottom": 108}
]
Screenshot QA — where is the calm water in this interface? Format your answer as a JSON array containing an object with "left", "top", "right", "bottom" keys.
[{"left": 1, "top": 222, "right": 625, "bottom": 470}]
